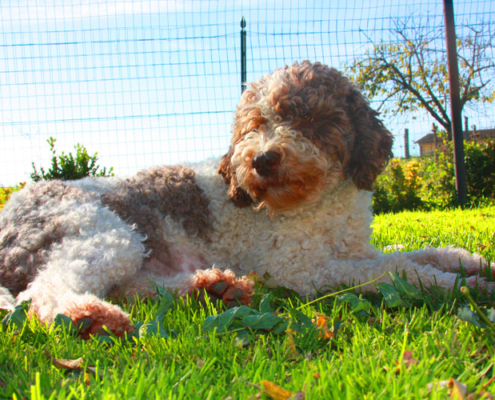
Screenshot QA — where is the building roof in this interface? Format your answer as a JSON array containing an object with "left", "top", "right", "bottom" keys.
[
  {"left": 415, "top": 133, "right": 437, "bottom": 144},
  {"left": 474, "top": 128, "right": 495, "bottom": 140},
  {"left": 415, "top": 128, "right": 495, "bottom": 145}
]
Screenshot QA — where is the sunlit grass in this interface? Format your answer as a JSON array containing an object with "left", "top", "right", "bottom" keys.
[{"left": 1, "top": 206, "right": 495, "bottom": 399}]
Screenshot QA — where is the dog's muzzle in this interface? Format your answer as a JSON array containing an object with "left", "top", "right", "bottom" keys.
[{"left": 251, "top": 151, "right": 281, "bottom": 177}]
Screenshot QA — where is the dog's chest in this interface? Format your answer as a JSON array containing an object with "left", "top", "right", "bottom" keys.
[{"left": 202, "top": 203, "right": 353, "bottom": 274}]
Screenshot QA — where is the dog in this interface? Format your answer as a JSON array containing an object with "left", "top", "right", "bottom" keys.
[{"left": 0, "top": 61, "right": 492, "bottom": 338}]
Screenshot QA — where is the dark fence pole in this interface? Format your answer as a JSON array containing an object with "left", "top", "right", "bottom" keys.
[
  {"left": 240, "top": 17, "right": 247, "bottom": 94},
  {"left": 404, "top": 128, "right": 410, "bottom": 159},
  {"left": 443, "top": 0, "right": 467, "bottom": 205}
]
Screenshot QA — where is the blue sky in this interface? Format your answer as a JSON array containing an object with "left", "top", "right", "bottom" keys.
[{"left": 1, "top": 0, "right": 494, "bottom": 186}]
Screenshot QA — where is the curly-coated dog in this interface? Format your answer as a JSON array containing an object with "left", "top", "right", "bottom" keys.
[{"left": 0, "top": 61, "right": 493, "bottom": 337}]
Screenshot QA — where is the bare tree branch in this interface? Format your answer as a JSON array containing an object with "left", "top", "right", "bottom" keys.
[{"left": 347, "top": 18, "right": 495, "bottom": 135}]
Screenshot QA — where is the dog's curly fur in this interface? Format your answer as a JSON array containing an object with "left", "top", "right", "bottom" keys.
[{"left": 0, "top": 61, "right": 493, "bottom": 337}]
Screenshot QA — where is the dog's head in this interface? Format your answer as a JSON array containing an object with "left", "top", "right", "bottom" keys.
[{"left": 218, "top": 61, "right": 393, "bottom": 214}]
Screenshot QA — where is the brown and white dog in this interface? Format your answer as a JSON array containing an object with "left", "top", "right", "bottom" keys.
[{"left": 0, "top": 61, "right": 492, "bottom": 337}]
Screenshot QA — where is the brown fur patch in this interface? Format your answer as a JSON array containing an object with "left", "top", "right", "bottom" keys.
[{"left": 101, "top": 166, "right": 212, "bottom": 271}]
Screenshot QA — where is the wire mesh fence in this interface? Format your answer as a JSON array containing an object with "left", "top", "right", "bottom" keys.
[{"left": 1, "top": 0, "right": 494, "bottom": 186}]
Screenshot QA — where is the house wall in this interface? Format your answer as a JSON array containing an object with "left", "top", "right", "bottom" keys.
[{"left": 419, "top": 142, "right": 436, "bottom": 156}]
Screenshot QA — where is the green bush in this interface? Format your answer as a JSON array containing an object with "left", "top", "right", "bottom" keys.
[
  {"left": 372, "top": 159, "right": 424, "bottom": 214},
  {"left": 0, "top": 183, "right": 26, "bottom": 211},
  {"left": 465, "top": 138, "right": 495, "bottom": 199},
  {"left": 372, "top": 136, "right": 495, "bottom": 214},
  {"left": 31, "top": 137, "right": 114, "bottom": 182}
]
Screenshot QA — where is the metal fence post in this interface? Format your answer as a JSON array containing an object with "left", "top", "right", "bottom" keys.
[
  {"left": 443, "top": 0, "right": 467, "bottom": 205},
  {"left": 240, "top": 17, "right": 247, "bottom": 94},
  {"left": 404, "top": 128, "right": 410, "bottom": 159}
]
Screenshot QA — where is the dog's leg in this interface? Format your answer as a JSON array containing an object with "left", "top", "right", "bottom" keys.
[
  {"left": 190, "top": 268, "right": 253, "bottom": 307},
  {"left": 16, "top": 224, "right": 146, "bottom": 338},
  {"left": 399, "top": 247, "right": 494, "bottom": 277},
  {"left": 267, "top": 252, "right": 494, "bottom": 296},
  {"left": 369, "top": 252, "right": 494, "bottom": 292},
  {"left": 115, "top": 268, "right": 254, "bottom": 308}
]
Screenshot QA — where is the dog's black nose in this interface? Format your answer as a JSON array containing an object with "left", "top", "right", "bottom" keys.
[{"left": 252, "top": 151, "right": 281, "bottom": 176}]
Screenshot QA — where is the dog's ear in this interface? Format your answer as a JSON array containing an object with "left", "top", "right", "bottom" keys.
[
  {"left": 217, "top": 147, "right": 254, "bottom": 208},
  {"left": 345, "top": 89, "right": 394, "bottom": 190}
]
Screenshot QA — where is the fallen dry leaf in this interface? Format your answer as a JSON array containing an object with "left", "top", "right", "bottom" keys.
[
  {"left": 285, "top": 330, "right": 299, "bottom": 359},
  {"left": 449, "top": 378, "right": 468, "bottom": 400},
  {"left": 292, "top": 391, "right": 305, "bottom": 400},
  {"left": 395, "top": 350, "right": 419, "bottom": 373},
  {"left": 403, "top": 350, "right": 419, "bottom": 367},
  {"left": 427, "top": 379, "right": 467, "bottom": 398},
  {"left": 45, "top": 349, "right": 99, "bottom": 379},
  {"left": 260, "top": 380, "right": 293, "bottom": 400},
  {"left": 45, "top": 350, "right": 84, "bottom": 370},
  {"left": 312, "top": 313, "right": 334, "bottom": 340},
  {"left": 195, "top": 356, "right": 205, "bottom": 368},
  {"left": 428, "top": 379, "right": 470, "bottom": 399}
]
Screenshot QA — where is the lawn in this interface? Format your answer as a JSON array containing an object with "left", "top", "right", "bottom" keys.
[{"left": 1, "top": 206, "right": 495, "bottom": 399}]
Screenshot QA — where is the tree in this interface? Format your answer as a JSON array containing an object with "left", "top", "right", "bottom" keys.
[{"left": 347, "top": 19, "right": 495, "bottom": 135}]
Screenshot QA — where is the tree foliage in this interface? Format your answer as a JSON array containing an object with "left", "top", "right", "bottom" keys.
[{"left": 348, "top": 19, "right": 495, "bottom": 134}]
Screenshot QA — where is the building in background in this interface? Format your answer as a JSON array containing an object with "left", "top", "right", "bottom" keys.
[{"left": 415, "top": 127, "right": 495, "bottom": 156}]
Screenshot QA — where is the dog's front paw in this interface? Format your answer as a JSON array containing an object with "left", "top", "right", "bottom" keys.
[
  {"left": 191, "top": 269, "right": 253, "bottom": 308},
  {"left": 65, "top": 294, "right": 133, "bottom": 339}
]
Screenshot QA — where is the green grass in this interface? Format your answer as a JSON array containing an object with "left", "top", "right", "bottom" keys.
[{"left": 2, "top": 207, "right": 495, "bottom": 399}]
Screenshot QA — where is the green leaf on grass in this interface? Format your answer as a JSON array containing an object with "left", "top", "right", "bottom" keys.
[
  {"left": 486, "top": 309, "right": 495, "bottom": 324},
  {"left": 133, "top": 321, "right": 144, "bottom": 337},
  {"left": 203, "top": 306, "right": 253, "bottom": 332},
  {"left": 2, "top": 301, "right": 29, "bottom": 328},
  {"left": 240, "top": 313, "right": 284, "bottom": 330},
  {"left": 388, "top": 272, "right": 424, "bottom": 300},
  {"left": 288, "top": 309, "right": 314, "bottom": 332},
  {"left": 376, "top": 282, "right": 410, "bottom": 308},
  {"left": 258, "top": 293, "right": 274, "bottom": 313},
  {"left": 338, "top": 292, "right": 372, "bottom": 313},
  {"left": 203, "top": 305, "right": 290, "bottom": 336},
  {"left": 272, "top": 321, "right": 289, "bottom": 335},
  {"left": 95, "top": 335, "right": 115, "bottom": 344},
  {"left": 53, "top": 314, "right": 75, "bottom": 333},
  {"left": 155, "top": 291, "right": 174, "bottom": 324},
  {"left": 236, "top": 329, "right": 255, "bottom": 346},
  {"left": 271, "top": 286, "right": 301, "bottom": 300},
  {"left": 457, "top": 306, "right": 486, "bottom": 329},
  {"left": 139, "top": 321, "right": 169, "bottom": 338}
]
